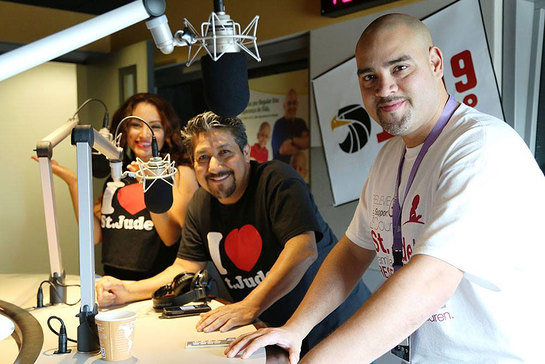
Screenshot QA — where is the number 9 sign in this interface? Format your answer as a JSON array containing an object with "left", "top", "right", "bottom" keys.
[{"left": 450, "top": 50, "right": 478, "bottom": 107}]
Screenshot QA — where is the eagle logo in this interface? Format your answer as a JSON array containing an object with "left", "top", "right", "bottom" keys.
[{"left": 331, "top": 104, "right": 372, "bottom": 153}]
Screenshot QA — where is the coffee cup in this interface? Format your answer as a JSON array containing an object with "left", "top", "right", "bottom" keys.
[{"left": 95, "top": 310, "right": 136, "bottom": 361}]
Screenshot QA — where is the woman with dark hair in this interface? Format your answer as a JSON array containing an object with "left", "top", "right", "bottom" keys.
[
  {"left": 33, "top": 93, "right": 199, "bottom": 280},
  {"left": 111, "top": 93, "right": 188, "bottom": 167}
]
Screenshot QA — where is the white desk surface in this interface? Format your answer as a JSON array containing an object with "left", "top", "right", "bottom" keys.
[{"left": 0, "top": 274, "right": 268, "bottom": 363}]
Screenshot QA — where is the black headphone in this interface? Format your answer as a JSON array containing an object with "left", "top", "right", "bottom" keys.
[{"left": 152, "top": 269, "right": 210, "bottom": 311}]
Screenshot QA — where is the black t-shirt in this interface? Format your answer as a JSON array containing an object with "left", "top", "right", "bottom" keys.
[
  {"left": 272, "top": 117, "right": 309, "bottom": 163},
  {"left": 179, "top": 161, "right": 369, "bottom": 348},
  {"left": 101, "top": 177, "right": 178, "bottom": 279}
]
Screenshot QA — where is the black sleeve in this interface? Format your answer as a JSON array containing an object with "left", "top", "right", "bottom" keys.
[
  {"left": 295, "top": 118, "right": 309, "bottom": 135},
  {"left": 177, "top": 191, "right": 210, "bottom": 262},
  {"left": 268, "top": 175, "right": 323, "bottom": 245}
]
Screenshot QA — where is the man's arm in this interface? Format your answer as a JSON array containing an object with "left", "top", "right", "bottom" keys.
[
  {"left": 95, "top": 257, "right": 207, "bottom": 307},
  {"left": 301, "top": 254, "right": 463, "bottom": 363},
  {"left": 196, "top": 231, "right": 318, "bottom": 333},
  {"left": 278, "top": 131, "right": 310, "bottom": 156},
  {"left": 225, "top": 235, "right": 374, "bottom": 361},
  {"left": 227, "top": 241, "right": 463, "bottom": 363},
  {"left": 292, "top": 131, "right": 310, "bottom": 149}
]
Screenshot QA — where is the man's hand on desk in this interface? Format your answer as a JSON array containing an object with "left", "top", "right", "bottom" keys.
[
  {"left": 96, "top": 276, "right": 131, "bottom": 307},
  {"left": 196, "top": 300, "right": 260, "bottom": 333},
  {"left": 225, "top": 325, "right": 303, "bottom": 363}
]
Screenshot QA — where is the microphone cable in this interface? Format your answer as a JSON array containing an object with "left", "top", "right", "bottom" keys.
[
  {"left": 47, "top": 316, "right": 75, "bottom": 354},
  {"left": 113, "top": 114, "right": 168, "bottom": 179},
  {"left": 114, "top": 115, "right": 158, "bottom": 155},
  {"left": 36, "top": 280, "right": 81, "bottom": 308},
  {"left": 72, "top": 98, "right": 109, "bottom": 129}
]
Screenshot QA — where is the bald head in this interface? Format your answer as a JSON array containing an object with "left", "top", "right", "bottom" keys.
[
  {"left": 284, "top": 88, "right": 299, "bottom": 120},
  {"left": 357, "top": 13, "right": 432, "bottom": 54},
  {"left": 353, "top": 13, "right": 449, "bottom": 147}
]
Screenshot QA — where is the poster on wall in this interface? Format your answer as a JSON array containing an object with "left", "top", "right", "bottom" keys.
[
  {"left": 313, "top": 0, "right": 503, "bottom": 205},
  {"left": 239, "top": 69, "right": 310, "bottom": 183}
]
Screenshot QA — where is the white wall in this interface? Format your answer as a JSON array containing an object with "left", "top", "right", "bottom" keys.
[
  {"left": 77, "top": 40, "right": 150, "bottom": 125},
  {"left": 0, "top": 62, "right": 79, "bottom": 274}
]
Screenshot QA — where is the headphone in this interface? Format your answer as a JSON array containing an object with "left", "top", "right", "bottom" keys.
[{"left": 152, "top": 269, "right": 210, "bottom": 311}]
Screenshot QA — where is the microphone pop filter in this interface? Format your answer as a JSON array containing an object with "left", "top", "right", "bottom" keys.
[
  {"left": 144, "top": 177, "right": 174, "bottom": 214},
  {"left": 201, "top": 53, "right": 249, "bottom": 117}
]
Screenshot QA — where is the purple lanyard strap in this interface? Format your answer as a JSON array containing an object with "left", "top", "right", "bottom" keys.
[{"left": 392, "top": 96, "right": 457, "bottom": 271}]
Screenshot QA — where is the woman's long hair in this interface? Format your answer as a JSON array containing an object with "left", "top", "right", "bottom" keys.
[{"left": 110, "top": 93, "right": 190, "bottom": 166}]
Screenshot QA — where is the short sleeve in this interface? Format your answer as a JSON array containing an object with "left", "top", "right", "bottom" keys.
[
  {"left": 268, "top": 176, "right": 323, "bottom": 245},
  {"left": 295, "top": 118, "right": 309, "bottom": 134},
  {"left": 412, "top": 120, "right": 542, "bottom": 291},
  {"left": 178, "top": 192, "right": 210, "bottom": 262},
  {"left": 345, "top": 179, "right": 375, "bottom": 251}
]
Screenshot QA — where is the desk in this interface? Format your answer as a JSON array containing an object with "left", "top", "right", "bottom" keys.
[{"left": 0, "top": 274, "right": 287, "bottom": 363}]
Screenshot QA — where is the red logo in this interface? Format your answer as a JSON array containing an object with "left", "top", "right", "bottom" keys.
[
  {"left": 117, "top": 183, "right": 146, "bottom": 215},
  {"left": 224, "top": 225, "right": 262, "bottom": 272},
  {"left": 404, "top": 194, "right": 424, "bottom": 225}
]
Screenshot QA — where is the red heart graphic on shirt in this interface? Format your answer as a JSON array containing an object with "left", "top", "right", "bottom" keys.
[
  {"left": 116, "top": 183, "right": 146, "bottom": 215},
  {"left": 224, "top": 225, "right": 262, "bottom": 272}
]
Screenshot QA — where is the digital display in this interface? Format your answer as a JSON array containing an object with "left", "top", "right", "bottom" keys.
[{"left": 321, "top": 0, "right": 398, "bottom": 18}]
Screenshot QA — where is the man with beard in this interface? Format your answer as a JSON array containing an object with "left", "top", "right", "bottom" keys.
[
  {"left": 96, "top": 111, "right": 369, "bottom": 355},
  {"left": 271, "top": 89, "right": 310, "bottom": 164},
  {"left": 225, "top": 13, "right": 545, "bottom": 363}
]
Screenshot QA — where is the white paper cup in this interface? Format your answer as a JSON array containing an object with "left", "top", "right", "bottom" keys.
[{"left": 95, "top": 310, "right": 136, "bottom": 361}]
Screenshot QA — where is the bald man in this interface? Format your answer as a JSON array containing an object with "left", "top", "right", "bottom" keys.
[
  {"left": 271, "top": 89, "right": 310, "bottom": 164},
  {"left": 225, "top": 13, "right": 545, "bottom": 363}
]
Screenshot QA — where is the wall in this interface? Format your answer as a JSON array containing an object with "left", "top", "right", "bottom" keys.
[
  {"left": 0, "top": 62, "right": 79, "bottom": 274},
  {"left": 77, "top": 40, "right": 151, "bottom": 128}
]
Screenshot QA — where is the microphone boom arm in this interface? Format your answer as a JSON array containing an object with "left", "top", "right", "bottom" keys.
[
  {"left": 35, "top": 117, "right": 79, "bottom": 305},
  {"left": 71, "top": 125, "right": 123, "bottom": 352},
  {"left": 0, "top": 0, "right": 167, "bottom": 82}
]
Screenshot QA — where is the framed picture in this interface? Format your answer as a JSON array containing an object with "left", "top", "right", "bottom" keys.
[
  {"left": 239, "top": 69, "right": 310, "bottom": 184},
  {"left": 119, "top": 65, "right": 137, "bottom": 104}
]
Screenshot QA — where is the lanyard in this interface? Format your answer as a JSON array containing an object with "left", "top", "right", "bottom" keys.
[{"left": 392, "top": 96, "right": 457, "bottom": 271}]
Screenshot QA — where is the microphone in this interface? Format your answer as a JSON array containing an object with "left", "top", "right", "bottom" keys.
[
  {"left": 201, "top": 52, "right": 249, "bottom": 117},
  {"left": 136, "top": 152, "right": 177, "bottom": 214},
  {"left": 112, "top": 115, "right": 177, "bottom": 214},
  {"left": 151, "top": 0, "right": 261, "bottom": 117},
  {"left": 133, "top": 134, "right": 177, "bottom": 214},
  {"left": 92, "top": 127, "right": 115, "bottom": 178},
  {"left": 197, "top": 1, "right": 257, "bottom": 117},
  {"left": 146, "top": 15, "right": 175, "bottom": 55},
  {"left": 140, "top": 157, "right": 175, "bottom": 214},
  {"left": 92, "top": 152, "right": 111, "bottom": 178}
]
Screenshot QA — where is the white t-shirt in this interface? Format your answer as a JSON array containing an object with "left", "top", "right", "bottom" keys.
[{"left": 346, "top": 104, "right": 545, "bottom": 363}]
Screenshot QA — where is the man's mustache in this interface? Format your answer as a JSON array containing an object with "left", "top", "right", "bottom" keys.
[
  {"left": 206, "top": 170, "right": 234, "bottom": 180},
  {"left": 377, "top": 96, "right": 408, "bottom": 107}
]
